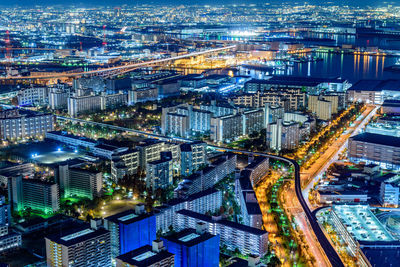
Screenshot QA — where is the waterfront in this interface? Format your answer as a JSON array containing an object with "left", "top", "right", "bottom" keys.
[{"left": 240, "top": 52, "right": 400, "bottom": 83}]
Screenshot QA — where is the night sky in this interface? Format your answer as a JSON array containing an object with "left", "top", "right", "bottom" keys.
[{"left": 1, "top": 0, "right": 398, "bottom": 7}]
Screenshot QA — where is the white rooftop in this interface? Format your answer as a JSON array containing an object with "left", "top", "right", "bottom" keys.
[
  {"left": 178, "top": 233, "right": 200, "bottom": 242},
  {"left": 118, "top": 213, "right": 138, "bottom": 222},
  {"left": 333, "top": 205, "right": 395, "bottom": 242},
  {"left": 61, "top": 229, "right": 94, "bottom": 241},
  {"left": 132, "top": 251, "right": 156, "bottom": 262}
]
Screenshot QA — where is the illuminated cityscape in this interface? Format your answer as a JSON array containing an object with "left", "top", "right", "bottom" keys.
[{"left": 1, "top": 1, "right": 400, "bottom": 266}]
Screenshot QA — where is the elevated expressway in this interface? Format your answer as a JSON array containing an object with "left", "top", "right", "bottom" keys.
[{"left": 0, "top": 45, "right": 236, "bottom": 80}]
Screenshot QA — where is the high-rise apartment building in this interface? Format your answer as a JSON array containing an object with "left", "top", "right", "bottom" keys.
[
  {"left": 104, "top": 204, "right": 157, "bottom": 259},
  {"left": 161, "top": 223, "right": 220, "bottom": 267},
  {"left": 115, "top": 239, "right": 174, "bottom": 267},
  {"left": 67, "top": 94, "right": 104, "bottom": 117},
  {"left": 146, "top": 152, "right": 173, "bottom": 190},
  {"left": 45, "top": 226, "right": 111, "bottom": 267},
  {"left": 59, "top": 166, "right": 102, "bottom": 200},
  {"left": 175, "top": 210, "right": 268, "bottom": 256},
  {"left": 267, "top": 119, "right": 299, "bottom": 151},
  {"left": 8, "top": 177, "right": 59, "bottom": 214},
  {"left": 0, "top": 109, "right": 55, "bottom": 141},
  {"left": 180, "top": 142, "right": 207, "bottom": 176}
]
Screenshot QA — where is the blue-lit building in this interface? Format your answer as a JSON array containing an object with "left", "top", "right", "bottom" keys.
[
  {"left": 161, "top": 223, "right": 219, "bottom": 267},
  {"left": 104, "top": 204, "right": 156, "bottom": 259},
  {"left": 115, "top": 240, "right": 175, "bottom": 267}
]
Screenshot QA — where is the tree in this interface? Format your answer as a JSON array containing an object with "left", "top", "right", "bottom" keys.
[
  {"left": 145, "top": 194, "right": 154, "bottom": 212},
  {"left": 22, "top": 207, "right": 32, "bottom": 218},
  {"left": 219, "top": 206, "right": 225, "bottom": 215},
  {"left": 268, "top": 255, "right": 281, "bottom": 267}
]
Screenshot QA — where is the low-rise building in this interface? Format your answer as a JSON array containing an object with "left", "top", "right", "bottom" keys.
[
  {"left": 68, "top": 94, "right": 104, "bottom": 117},
  {"left": 380, "top": 182, "right": 399, "bottom": 207},
  {"left": 175, "top": 154, "right": 236, "bottom": 198},
  {"left": 111, "top": 149, "right": 140, "bottom": 182},
  {"left": 137, "top": 139, "right": 165, "bottom": 169},
  {"left": 346, "top": 79, "right": 400, "bottom": 104}
]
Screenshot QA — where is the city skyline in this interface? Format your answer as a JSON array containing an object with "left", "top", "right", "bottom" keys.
[
  {"left": 1, "top": 0, "right": 398, "bottom": 7},
  {"left": 1, "top": 2, "right": 400, "bottom": 266}
]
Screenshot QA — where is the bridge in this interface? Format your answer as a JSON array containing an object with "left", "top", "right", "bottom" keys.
[
  {"left": 0, "top": 45, "right": 236, "bottom": 80},
  {"left": 56, "top": 115, "right": 343, "bottom": 267}
]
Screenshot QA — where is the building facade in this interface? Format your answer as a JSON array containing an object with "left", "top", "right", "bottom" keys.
[
  {"left": 45, "top": 226, "right": 111, "bottom": 267},
  {"left": 0, "top": 109, "right": 55, "bottom": 141},
  {"left": 104, "top": 205, "right": 157, "bottom": 259},
  {"left": 8, "top": 177, "right": 59, "bottom": 214},
  {"left": 174, "top": 210, "right": 268, "bottom": 256},
  {"left": 161, "top": 225, "right": 220, "bottom": 267}
]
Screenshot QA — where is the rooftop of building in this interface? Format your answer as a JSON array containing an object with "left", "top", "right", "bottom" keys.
[
  {"left": 46, "top": 131, "right": 97, "bottom": 144},
  {"left": 45, "top": 226, "right": 109, "bottom": 247},
  {"left": 0, "top": 108, "right": 53, "bottom": 119},
  {"left": 224, "top": 256, "right": 249, "bottom": 267},
  {"left": 93, "top": 143, "right": 122, "bottom": 151},
  {"left": 176, "top": 209, "right": 267, "bottom": 236},
  {"left": 205, "top": 74, "right": 230, "bottom": 80},
  {"left": 137, "top": 138, "right": 164, "bottom": 147},
  {"left": 332, "top": 205, "right": 395, "bottom": 242},
  {"left": 242, "top": 192, "right": 262, "bottom": 215},
  {"left": 350, "top": 132, "right": 400, "bottom": 148},
  {"left": 348, "top": 79, "right": 400, "bottom": 92},
  {"left": 239, "top": 171, "right": 254, "bottom": 191},
  {"left": 21, "top": 178, "right": 56, "bottom": 186},
  {"left": 116, "top": 244, "right": 174, "bottom": 266},
  {"left": 148, "top": 156, "right": 172, "bottom": 165},
  {"left": 246, "top": 156, "right": 268, "bottom": 170},
  {"left": 69, "top": 167, "right": 101, "bottom": 175},
  {"left": 359, "top": 241, "right": 400, "bottom": 267},
  {"left": 104, "top": 208, "right": 153, "bottom": 225},
  {"left": 318, "top": 189, "right": 368, "bottom": 196},
  {"left": 161, "top": 188, "right": 220, "bottom": 208},
  {"left": 161, "top": 228, "right": 217, "bottom": 247}
]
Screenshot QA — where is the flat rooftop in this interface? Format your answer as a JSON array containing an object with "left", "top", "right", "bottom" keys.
[
  {"left": 348, "top": 79, "right": 400, "bottom": 92},
  {"left": 116, "top": 245, "right": 174, "bottom": 267},
  {"left": 161, "top": 228, "right": 217, "bottom": 247},
  {"left": 332, "top": 205, "right": 395, "bottom": 242},
  {"left": 46, "top": 226, "right": 109, "bottom": 247},
  {"left": 104, "top": 209, "right": 153, "bottom": 225}
]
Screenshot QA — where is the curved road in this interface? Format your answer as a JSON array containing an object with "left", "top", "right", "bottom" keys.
[
  {"left": 213, "top": 148, "right": 344, "bottom": 267},
  {"left": 56, "top": 115, "right": 344, "bottom": 267}
]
